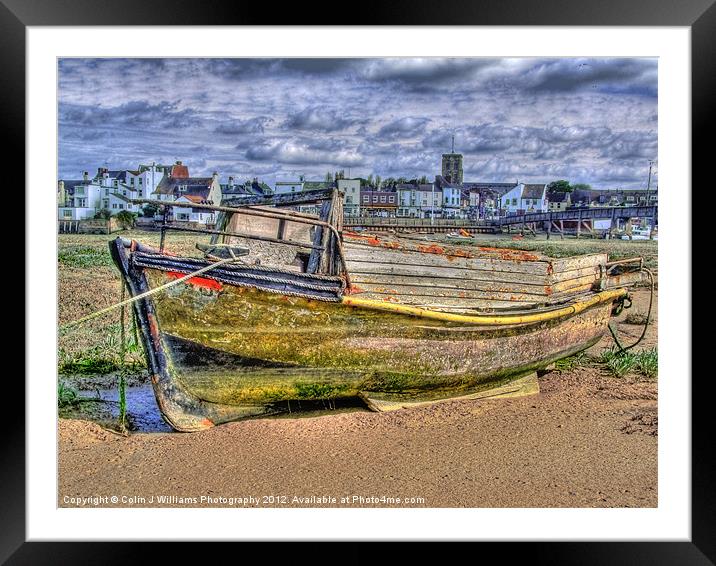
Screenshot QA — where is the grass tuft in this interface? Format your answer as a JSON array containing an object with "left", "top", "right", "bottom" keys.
[
  {"left": 624, "top": 312, "right": 649, "bottom": 325},
  {"left": 554, "top": 352, "right": 589, "bottom": 371},
  {"left": 634, "top": 348, "right": 658, "bottom": 378},
  {"left": 600, "top": 347, "right": 657, "bottom": 379},
  {"left": 58, "top": 380, "right": 79, "bottom": 407}
]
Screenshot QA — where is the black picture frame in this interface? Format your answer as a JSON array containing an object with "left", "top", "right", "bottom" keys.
[{"left": 8, "top": 1, "right": 705, "bottom": 563}]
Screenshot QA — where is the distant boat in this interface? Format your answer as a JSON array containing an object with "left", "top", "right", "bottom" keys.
[
  {"left": 445, "top": 228, "right": 475, "bottom": 244},
  {"left": 621, "top": 227, "right": 657, "bottom": 240},
  {"left": 112, "top": 189, "right": 645, "bottom": 431}
]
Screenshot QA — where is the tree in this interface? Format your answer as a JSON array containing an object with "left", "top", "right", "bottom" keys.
[
  {"left": 570, "top": 183, "right": 591, "bottom": 192},
  {"left": 94, "top": 208, "right": 112, "bottom": 220},
  {"left": 375, "top": 175, "right": 382, "bottom": 189},
  {"left": 547, "top": 180, "right": 572, "bottom": 193},
  {"left": 115, "top": 210, "right": 137, "bottom": 229},
  {"left": 141, "top": 203, "right": 159, "bottom": 218}
]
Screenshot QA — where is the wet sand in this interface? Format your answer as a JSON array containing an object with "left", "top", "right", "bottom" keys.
[{"left": 58, "top": 288, "right": 657, "bottom": 508}]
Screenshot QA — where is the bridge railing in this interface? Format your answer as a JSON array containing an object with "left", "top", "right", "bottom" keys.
[{"left": 343, "top": 217, "right": 492, "bottom": 227}]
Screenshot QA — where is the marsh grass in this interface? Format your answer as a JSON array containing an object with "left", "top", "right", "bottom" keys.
[
  {"left": 600, "top": 347, "right": 658, "bottom": 379},
  {"left": 554, "top": 352, "right": 590, "bottom": 371},
  {"left": 58, "top": 246, "right": 114, "bottom": 268}
]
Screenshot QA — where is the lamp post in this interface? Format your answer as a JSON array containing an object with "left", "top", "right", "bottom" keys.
[{"left": 431, "top": 183, "right": 434, "bottom": 226}]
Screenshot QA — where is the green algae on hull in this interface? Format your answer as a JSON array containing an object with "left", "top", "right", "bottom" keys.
[{"left": 145, "top": 270, "right": 614, "bottom": 408}]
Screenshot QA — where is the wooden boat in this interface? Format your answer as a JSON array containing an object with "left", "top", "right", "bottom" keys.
[{"left": 112, "top": 189, "right": 645, "bottom": 431}]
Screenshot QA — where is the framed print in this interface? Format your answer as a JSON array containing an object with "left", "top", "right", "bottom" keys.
[{"left": 9, "top": 0, "right": 708, "bottom": 562}]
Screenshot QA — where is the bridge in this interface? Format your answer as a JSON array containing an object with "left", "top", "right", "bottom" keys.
[
  {"left": 495, "top": 205, "right": 657, "bottom": 226},
  {"left": 343, "top": 205, "right": 657, "bottom": 236}
]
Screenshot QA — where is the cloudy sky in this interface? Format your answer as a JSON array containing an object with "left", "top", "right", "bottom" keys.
[{"left": 58, "top": 57, "right": 657, "bottom": 188}]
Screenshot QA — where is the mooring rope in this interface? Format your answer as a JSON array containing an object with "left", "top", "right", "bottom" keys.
[
  {"left": 59, "top": 254, "right": 242, "bottom": 333},
  {"left": 608, "top": 267, "right": 655, "bottom": 354}
]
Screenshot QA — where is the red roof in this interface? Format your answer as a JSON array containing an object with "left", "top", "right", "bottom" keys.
[{"left": 170, "top": 164, "right": 189, "bottom": 178}]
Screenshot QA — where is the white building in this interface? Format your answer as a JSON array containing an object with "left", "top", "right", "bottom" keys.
[
  {"left": 57, "top": 174, "right": 103, "bottom": 220},
  {"left": 441, "top": 184, "right": 463, "bottom": 218},
  {"left": 337, "top": 178, "right": 361, "bottom": 217},
  {"left": 499, "top": 183, "right": 549, "bottom": 215},
  {"left": 58, "top": 162, "right": 166, "bottom": 220},
  {"left": 396, "top": 183, "right": 441, "bottom": 218},
  {"left": 172, "top": 195, "right": 218, "bottom": 224}
]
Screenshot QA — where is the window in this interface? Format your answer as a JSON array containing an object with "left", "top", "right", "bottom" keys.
[
  {"left": 119, "top": 204, "right": 124, "bottom": 209},
  {"left": 112, "top": 203, "right": 117, "bottom": 209},
  {"left": 138, "top": 178, "right": 143, "bottom": 185},
  {"left": 388, "top": 196, "right": 394, "bottom": 203},
  {"left": 363, "top": 195, "right": 369, "bottom": 203},
  {"left": 105, "top": 189, "right": 109, "bottom": 196},
  {"left": 346, "top": 196, "right": 353, "bottom": 204},
  {"left": 113, "top": 180, "right": 118, "bottom": 187},
  {"left": 63, "top": 209, "right": 72, "bottom": 218},
  {"left": 373, "top": 196, "right": 378, "bottom": 203},
  {"left": 130, "top": 178, "right": 135, "bottom": 186}
]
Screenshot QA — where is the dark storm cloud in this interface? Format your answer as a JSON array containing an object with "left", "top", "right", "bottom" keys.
[
  {"left": 363, "top": 58, "right": 495, "bottom": 84},
  {"left": 214, "top": 117, "right": 272, "bottom": 135},
  {"left": 277, "top": 58, "right": 359, "bottom": 75},
  {"left": 283, "top": 106, "right": 364, "bottom": 132},
  {"left": 60, "top": 101, "right": 201, "bottom": 129},
  {"left": 521, "top": 58, "right": 657, "bottom": 96}
]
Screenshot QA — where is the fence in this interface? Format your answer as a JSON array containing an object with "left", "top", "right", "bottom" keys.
[{"left": 57, "top": 218, "right": 122, "bottom": 234}]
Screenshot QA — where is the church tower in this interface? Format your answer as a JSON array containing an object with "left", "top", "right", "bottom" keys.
[{"left": 441, "top": 135, "right": 463, "bottom": 185}]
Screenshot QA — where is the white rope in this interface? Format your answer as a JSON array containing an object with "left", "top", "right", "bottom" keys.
[{"left": 60, "top": 255, "right": 240, "bottom": 332}]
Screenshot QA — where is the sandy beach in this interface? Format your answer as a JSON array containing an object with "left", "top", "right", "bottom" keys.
[{"left": 58, "top": 287, "right": 657, "bottom": 509}]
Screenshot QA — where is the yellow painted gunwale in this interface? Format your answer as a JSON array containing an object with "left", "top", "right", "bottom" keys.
[{"left": 340, "top": 288, "right": 627, "bottom": 326}]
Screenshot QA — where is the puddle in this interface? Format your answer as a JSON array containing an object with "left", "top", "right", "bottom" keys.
[{"left": 77, "top": 382, "right": 172, "bottom": 433}]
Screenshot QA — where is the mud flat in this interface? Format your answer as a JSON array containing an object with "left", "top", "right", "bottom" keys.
[{"left": 58, "top": 287, "right": 657, "bottom": 509}]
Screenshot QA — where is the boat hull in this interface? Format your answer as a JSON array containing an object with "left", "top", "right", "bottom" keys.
[{"left": 111, "top": 239, "right": 623, "bottom": 431}]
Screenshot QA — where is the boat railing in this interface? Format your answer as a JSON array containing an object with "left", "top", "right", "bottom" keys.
[{"left": 130, "top": 190, "right": 350, "bottom": 284}]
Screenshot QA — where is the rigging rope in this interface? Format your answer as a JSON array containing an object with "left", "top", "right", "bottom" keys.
[
  {"left": 607, "top": 267, "right": 655, "bottom": 354},
  {"left": 59, "top": 254, "right": 242, "bottom": 333}
]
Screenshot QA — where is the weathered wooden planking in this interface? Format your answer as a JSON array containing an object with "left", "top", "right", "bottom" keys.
[
  {"left": 549, "top": 265, "right": 601, "bottom": 283},
  {"left": 549, "top": 254, "right": 608, "bottom": 273},
  {"left": 343, "top": 243, "right": 551, "bottom": 274},
  {"left": 550, "top": 274, "right": 601, "bottom": 294},
  {"left": 345, "top": 260, "right": 552, "bottom": 286},
  {"left": 350, "top": 272, "right": 552, "bottom": 297}
]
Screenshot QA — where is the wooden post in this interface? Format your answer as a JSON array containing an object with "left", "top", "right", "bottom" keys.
[
  {"left": 559, "top": 220, "right": 564, "bottom": 240},
  {"left": 576, "top": 210, "right": 582, "bottom": 239},
  {"left": 547, "top": 213, "right": 551, "bottom": 240},
  {"left": 609, "top": 207, "right": 617, "bottom": 239}
]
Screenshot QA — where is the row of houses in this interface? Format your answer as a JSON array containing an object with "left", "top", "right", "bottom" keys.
[
  {"left": 58, "top": 160, "right": 658, "bottom": 224},
  {"left": 58, "top": 161, "right": 223, "bottom": 224}
]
